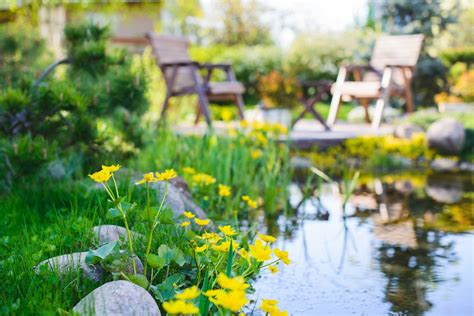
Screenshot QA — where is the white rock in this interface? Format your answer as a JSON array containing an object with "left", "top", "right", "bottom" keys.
[
  {"left": 73, "top": 281, "right": 160, "bottom": 315},
  {"left": 426, "top": 118, "right": 465, "bottom": 154}
]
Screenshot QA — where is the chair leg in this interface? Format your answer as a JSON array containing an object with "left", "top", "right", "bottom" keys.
[
  {"left": 234, "top": 94, "right": 245, "bottom": 120},
  {"left": 160, "top": 93, "right": 171, "bottom": 121},
  {"left": 405, "top": 86, "right": 414, "bottom": 113},
  {"left": 327, "top": 92, "right": 341, "bottom": 126},
  {"left": 195, "top": 101, "right": 202, "bottom": 125},
  {"left": 197, "top": 90, "right": 212, "bottom": 127},
  {"left": 360, "top": 99, "right": 371, "bottom": 123}
]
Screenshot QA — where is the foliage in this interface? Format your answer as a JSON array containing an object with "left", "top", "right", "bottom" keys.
[
  {"left": 379, "top": 0, "right": 459, "bottom": 106},
  {"left": 440, "top": 47, "right": 474, "bottom": 66},
  {"left": 0, "top": 21, "right": 149, "bottom": 189},
  {"left": 257, "top": 71, "right": 302, "bottom": 108},
  {"left": 0, "top": 19, "right": 51, "bottom": 89},
  {"left": 206, "top": 0, "right": 273, "bottom": 46}
]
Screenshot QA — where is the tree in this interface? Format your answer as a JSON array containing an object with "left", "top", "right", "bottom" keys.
[{"left": 209, "top": 0, "right": 273, "bottom": 46}]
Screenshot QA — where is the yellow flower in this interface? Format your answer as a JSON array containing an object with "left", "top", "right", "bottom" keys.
[
  {"left": 221, "top": 109, "right": 233, "bottom": 122},
  {"left": 192, "top": 173, "right": 216, "bottom": 186},
  {"left": 163, "top": 300, "right": 199, "bottom": 314},
  {"left": 217, "top": 273, "right": 249, "bottom": 291},
  {"left": 269, "top": 265, "right": 278, "bottom": 274},
  {"left": 240, "top": 119, "right": 249, "bottom": 128},
  {"left": 212, "top": 240, "right": 237, "bottom": 252},
  {"left": 241, "top": 195, "right": 257, "bottom": 208},
  {"left": 183, "top": 211, "right": 195, "bottom": 219},
  {"left": 135, "top": 172, "right": 157, "bottom": 185},
  {"left": 274, "top": 248, "right": 291, "bottom": 265},
  {"left": 101, "top": 164, "right": 120, "bottom": 173},
  {"left": 156, "top": 169, "right": 177, "bottom": 181},
  {"left": 258, "top": 233, "right": 276, "bottom": 243},
  {"left": 209, "top": 289, "right": 248, "bottom": 312},
  {"left": 218, "top": 184, "right": 231, "bottom": 197},
  {"left": 219, "top": 225, "right": 236, "bottom": 237},
  {"left": 260, "top": 299, "right": 288, "bottom": 316},
  {"left": 204, "top": 289, "right": 224, "bottom": 297},
  {"left": 195, "top": 244, "right": 208, "bottom": 253},
  {"left": 198, "top": 232, "right": 222, "bottom": 244},
  {"left": 249, "top": 239, "right": 271, "bottom": 262},
  {"left": 175, "top": 286, "right": 200, "bottom": 300},
  {"left": 238, "top": 248, "right": 249, "bottom": 259},
  {"left": 251, "top": 149, "right": 263, "bottom": 159},
  {"left": 89, "top": 169, "right": 112, "bottom": 183},
  {"left": 194, "top": 218, "right": 210, "bottom": 226},
  {"left": 183, "top": 167, "right": 196, "bottom": 175},
  {"left": 181, "top": 221, "right": 190, "bottom": 227}
]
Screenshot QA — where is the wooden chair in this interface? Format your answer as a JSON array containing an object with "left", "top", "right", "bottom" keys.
[
  {"left": 327, "top": 34, "right": 424, "bottom": 128},
  {"left": 146, "top": 33, "right": 245, "bottom": 126}
]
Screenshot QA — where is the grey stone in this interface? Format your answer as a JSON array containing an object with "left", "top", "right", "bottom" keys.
[
  {"left": 93, "top": 225, "right": 143, "bottom": 246},
  {"left": 460, "top": 162, "right": 474, "bottom": 172},
  {"left": 47, "top": 160, "right": 66, "bottom": 179},
  {"left": 426, "top": 118, "right": 465, "bottom": 154},
  {"left": 151, "top": 179, "right": 207, "bottom": 219},
  {"left": 36, "top": 252, "right": 143, "bottom": 282},
  {"left": 73, "top": 280, "right": 160, "bottom": 316},
  {"left": 425, "top": 175, "right": 463, "bottom": 204},
  {"left": 394, "top": 180, "right": 414, "bottom": 194},
  {"left": 430, "top": 158, "right": 459, "bottom": 172},
  {"left": 394, "top": 123, "right": 424, "bottom": 139},
  {"left": 290, "top": 156, "right": 312, "bottom": 169}
]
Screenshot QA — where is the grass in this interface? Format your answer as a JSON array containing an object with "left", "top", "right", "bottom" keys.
[{"left": 0, "top": 126, "right": 293, "bottom": 315}]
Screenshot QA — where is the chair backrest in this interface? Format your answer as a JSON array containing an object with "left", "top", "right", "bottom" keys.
[
  {"left": 146, "top": 33, "right": 197, "bottom": 93},
  {"left": 370, "top": 34, "right": 424, "bottom": 70}
]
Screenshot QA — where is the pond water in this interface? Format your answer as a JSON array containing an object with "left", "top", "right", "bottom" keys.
[{"left": 252, "top": 172, "right": 474, "bottom": 315}]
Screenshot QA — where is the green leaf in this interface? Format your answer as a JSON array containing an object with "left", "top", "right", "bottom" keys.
[
  {"left": 172, "top": 248, "right": 186, "bottom": 267},
  {"left": 101, "top": 250, "right": 129, "bottom": 272},
  {"left": 157, "top": 244, "right": 174, "bottom": 265},
  {"left": 146, "top": 254, "right": 166, "bottom": 270},
  {"left": 85, "top": 241, "right": 119, "bottom": 264},
  {"left": 199, "top": 270, "right": 210, "bottom": 316},
  {"left": 226, "top": 241, "right": 233, "bottom": 277},
  {"left": 141, "top": 206, "right": 158, "bottom": 222},
  {"left": 151, "top": 273, "right": 184, "bottom": 302},
  {"left": 127, "top": 274, "right": 149, "bottom": 289},
  {"left": 107, "top": 207, "right": 121, "bottom": 219},
  {"left": 158, "top": 207, "right": 174, "bottom": 225}
]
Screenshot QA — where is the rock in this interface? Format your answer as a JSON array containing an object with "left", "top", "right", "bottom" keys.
[
  {"left": 347, "top": 105, "right": 401, "bottom": 123},
  {"left": 290, "top": 156, "right": 312, "bottom": 169},
  {"left": 36, "top": 252, "right": 143, "bottom": 281},
  {"left": 394, "top": 180, "right": 414, "bottom": 194},
  {"left": 93, "top": 225, "right": 143, "bottom": 246},
  {"left": 73, "top": 280, "right": 160, "bottom": 316},
  {"left": 426, "top": 118, "right": 465, "bottom": 154},
  {"left": 47, "top": 160, "right": 66, "bottom": 179},
  {"left": 425, "top": 175, "right": 463, "bottom": 204},
  {"left": 460, "top": 162, "right": 474, "bottom": 172},
  {"left": 151, "top": 178, "right": 207, "bottom": 219},
  {"left": 394, "top": 123, "right": 424, "bottom": 139},
  {"left": 430, "top": 158, "right": 459, "bottom": 172}
]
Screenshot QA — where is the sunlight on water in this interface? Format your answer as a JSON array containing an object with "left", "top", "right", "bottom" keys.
[{"left": 253, "top": 173, "right": 474, "bottom": 315}]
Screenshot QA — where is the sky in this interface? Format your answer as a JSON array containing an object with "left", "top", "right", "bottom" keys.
[{"left": 200, "top": 0, "right": 369, "bottom": 47}]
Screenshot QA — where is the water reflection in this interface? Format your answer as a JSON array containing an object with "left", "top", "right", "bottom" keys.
[{"left": 252, "top": 172, "right": 473, "bottom": 315}]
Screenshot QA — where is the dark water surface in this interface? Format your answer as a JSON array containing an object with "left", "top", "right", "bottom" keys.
[{"left": 252, "top": 172, "right": 474, "bottom": 315}]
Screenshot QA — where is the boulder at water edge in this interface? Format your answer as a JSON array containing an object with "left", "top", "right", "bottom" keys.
[
  {"left": 73, "top": 280, "right": 160, "bottom": 315},
  {"left": 426, "top": 118, "right": 465, "bottom": 154}
]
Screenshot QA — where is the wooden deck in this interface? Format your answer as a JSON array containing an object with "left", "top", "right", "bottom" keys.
[{"left": 174, "top": 119, "right": 394, "bottom": 149}]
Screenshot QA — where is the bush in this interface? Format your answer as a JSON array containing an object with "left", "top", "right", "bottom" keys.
[{"left": 257, "top": 70, "right": 302, "bottom": 108}]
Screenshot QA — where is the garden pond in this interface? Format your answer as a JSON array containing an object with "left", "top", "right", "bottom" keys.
[{"left": 251, "top": 171, "right": 473, "bottom": 315}]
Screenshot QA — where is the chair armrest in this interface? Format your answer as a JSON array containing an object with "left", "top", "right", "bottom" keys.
[
  {"left": 300, "top": 80, "right": 332, "bottom": 88},
  {"left": 199, "top": 62, "right": 232, "bottom": 70},
  {"left": 160, "top": 61, "right": 199, "bottom": 69},
  {"left": 384, "top": 64, "right": 414, "bottom": 69}
]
